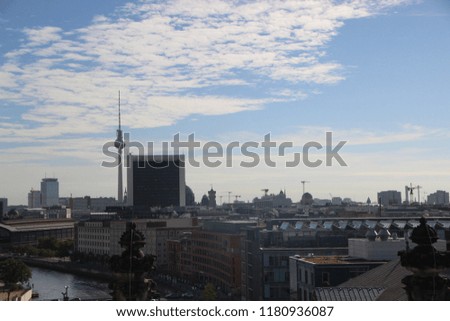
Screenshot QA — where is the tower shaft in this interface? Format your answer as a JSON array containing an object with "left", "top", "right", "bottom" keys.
[
  {"left": 118, "top": 151, "right": 123, "bottom": 203},
  {"left": 115, "top": 90, "right": 124, "bottom": 204}
]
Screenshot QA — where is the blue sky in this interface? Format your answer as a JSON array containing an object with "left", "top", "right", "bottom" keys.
[{"left": 1, "top": 0, "right": 450, "bottom": 205}]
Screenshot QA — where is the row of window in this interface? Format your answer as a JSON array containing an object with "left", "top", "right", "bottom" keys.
[
  {"left": 78, "top": 233, "right": 109, "bottom": 240},
  {"left": 78, "top": 240, "right": 109, "bottom": 248}
]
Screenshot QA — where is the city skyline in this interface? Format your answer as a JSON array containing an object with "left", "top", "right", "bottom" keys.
[{"left": 1, "top": 1, "right": 450, "bottom": 204}]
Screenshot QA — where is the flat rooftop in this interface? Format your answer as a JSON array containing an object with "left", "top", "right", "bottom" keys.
[
  {"left": 0, "top": 219, "right": 74, "bottom": 232},
  {"left": 292, "top": 255, "right": 383, "bottom": 265}
]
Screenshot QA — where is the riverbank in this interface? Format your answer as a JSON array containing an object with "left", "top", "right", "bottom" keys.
[{"left": 19, "top": 256, "right": 115, "bottom": 282}]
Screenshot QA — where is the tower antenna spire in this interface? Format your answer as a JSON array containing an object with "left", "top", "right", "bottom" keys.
[{"left": 118, "top": 90, "right": 121, "bottom": 130}]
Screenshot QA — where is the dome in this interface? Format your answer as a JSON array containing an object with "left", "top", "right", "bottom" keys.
[
  {"left": 185, "top": 185, "right": 195, "bottom": 206},
  {"left": 300, "top": 192, "right": 313, "bottom": 205}
]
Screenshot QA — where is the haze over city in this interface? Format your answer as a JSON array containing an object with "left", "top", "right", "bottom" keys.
[{"left": 1, "top": 0, "right": 450, "bottom": 205}]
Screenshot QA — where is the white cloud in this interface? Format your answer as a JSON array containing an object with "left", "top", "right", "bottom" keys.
[
  {"left": 23, "top": 26, "right": 63, "bottom": 47},
  {"left": 0, "top": 0, "right": 413, "bottom": 139},
  {"left": 0, "top": 0, "right": 420, "bottom": 204}
]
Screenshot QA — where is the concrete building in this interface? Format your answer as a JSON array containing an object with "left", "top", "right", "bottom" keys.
[
  {"left": 0, "top": 219, "right": 74, "bottom": 247},
  {"left": 126, "top": 155, "right": 186, "bottom": 210},
  {"left": 64, "top": 196, "right": 119, "bottom": 218},
  {"left": 289, "top": 255, "right": 383, "bottom": 301},
  {"left": 167, "top": 232, "right": 193, "bottom": 280},
  {"left": 377, "top": 190, "right": 402, "bottom": 207},
  {"left": 241, "top": 226, "right": 348, "bottom": 301},
  {"left": 75, "top": 218, "right": 197, "bottom": 269},
  {"left": 427, "top": 190, "right": 449, "bottom": 206},
  {"left": 190, "top": 221, "right": 257, "bottom": 298},
  {"left": 348, "top": 234, "right": 447, "bottom": 260},
  {"left": 0, "top": 198, "right": 7, "bottom": 216},
  {"left": 27, "top": 190, "right": 41, "bottom": 208},
  {"left": 331, "top": 197, "right": 343, "bottom": 206},
  {"left": 40, "top": 178, "right": 59, "bottom": 207}
]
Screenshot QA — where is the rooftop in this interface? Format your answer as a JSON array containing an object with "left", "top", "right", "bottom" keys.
[
  {"left": 315, "top": 287, "right": 385, "bottom": 301},
  {"left": 0, "top": 219, "right": 74, "bottom": 232},
  {"left": 293, "top": 255, "right": 382, "bottom": 265},
  {"left": 338, "top": 258, "right": 410, "bottom": 300}
]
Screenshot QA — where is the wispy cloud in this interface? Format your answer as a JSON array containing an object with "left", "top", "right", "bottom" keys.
[{"left": 1, "top": 0, "right": 413, "bottom": 141}]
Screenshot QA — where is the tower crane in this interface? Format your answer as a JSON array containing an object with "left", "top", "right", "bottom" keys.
[
  {"left": 261, "top": 189, "right": 269, "bottom": 196},
  {"left": 405, "top": 183, "right": 418, "bottom": 204},
  {"left": 416, "top": 185, "right": 422, "bottom": 204}
]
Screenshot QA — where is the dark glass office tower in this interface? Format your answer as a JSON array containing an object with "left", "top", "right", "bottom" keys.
[{"left": 126, "top": 155, "right": 186, "bottom": 209}]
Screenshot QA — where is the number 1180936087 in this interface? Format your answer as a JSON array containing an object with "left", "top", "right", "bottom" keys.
[{"left": 259, "top": 306, "right": 334, "bottom": 317}]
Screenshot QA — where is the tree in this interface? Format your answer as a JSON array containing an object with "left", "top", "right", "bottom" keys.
[
  {"left": 0, "top": 258, "right": 32, "bottom": 285},
  {"left": 202, "top": 283, "right": 217, "bottom": 300},
  {"left": 0, "top": 258, "right": 32, "bottom": 300}
]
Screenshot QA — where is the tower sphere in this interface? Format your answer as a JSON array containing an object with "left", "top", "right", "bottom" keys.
[{"left": 114, "top": 138, "right": 124, "bottom": 150}]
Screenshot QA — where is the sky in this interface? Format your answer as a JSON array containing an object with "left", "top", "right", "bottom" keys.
[{"left": 1, "top": 0, "right": 450, "bottom": 205}]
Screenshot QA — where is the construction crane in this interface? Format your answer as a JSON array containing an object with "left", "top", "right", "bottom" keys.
[
  {"left": 416, "top": 185, "right": 422, "bottom": 204},
  {"left": 220, "top": 192, "right": 232, "bottom": 204},
  {"left": 261, "top": 189, "right": 269, "bottom": 196},
  {"left": 405, "top": 183, "right": 418, "bottom": 204},
  {"left": 301, "top": 180, "right": 310, "bottom": 195}
]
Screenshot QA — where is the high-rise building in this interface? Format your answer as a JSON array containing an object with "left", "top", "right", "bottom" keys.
[
  {"left": 28, "top": 189, "right": 42, "bottom": 208},
  {"left": 377, "top": 190, "right": 402, "bottom": 206},
  {"left": 41, "top": 178, "right": 59, "bottom": 207},
  {"left": 126, "top": 155, "right": 186, "bottom": 209},
  {"left": 0, "top": 197, "right": 7, "bottom": 216}
]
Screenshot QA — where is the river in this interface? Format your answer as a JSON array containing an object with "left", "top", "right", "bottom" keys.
[{"left": 29, "top": 267, "right": 112, "bottom": 301}]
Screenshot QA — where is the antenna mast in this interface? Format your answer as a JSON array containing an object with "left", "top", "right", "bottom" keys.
[
  {"left": 118, "top": 90, "right": 122, "bottom": 130},
  {"left": 115, "top": 91, "right": 125, "bottom": 204}
]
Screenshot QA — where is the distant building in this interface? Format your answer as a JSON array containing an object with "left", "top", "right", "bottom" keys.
[
  {"left": 200, "top": 194, "right": 209, "bottom": 207},
  {"left": 0, "top": 219, "right": 74, "bottom": 246},
  {"left": 427, "top": 190, "right": 449, "bottom": 206},
  {"left": 41, "top": 178, "right": 59, "bottom": 207},
  {"left": 65, "top": 196, "right": 118, "bottom": 218},
  {"left": 377, "top": 190, "right": 402, "bottom": 206},
  {"left": 331, "top": 197, "right": 343, "bottom": 206},
  {"left": 208, "top": 188, "right": 217, "bottom": 208},
  {"left": 75, "top": 218, "right": 197, "bottom": 270},
  {"left": 185, "top": 186, "right": 196, "bottom": 206},
  {"left": 28, "top": 189, "right": 41, "bottom": 208},
  {"left": 126, "top": 155, "right": 186, "bottom": 210},
  {"left": 300, "top": 193, "right": 313, "bottom": 206},
  {"left": 0, "top": 198, "right": 7, "bottom": 216},
  {"left": 253, "top": 190, "right": 292, "bottom": 208}
]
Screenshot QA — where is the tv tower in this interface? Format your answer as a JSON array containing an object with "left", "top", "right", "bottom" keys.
[{"left": 114, "top": 91, "right": 125, "bottom": 203}]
